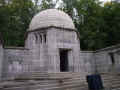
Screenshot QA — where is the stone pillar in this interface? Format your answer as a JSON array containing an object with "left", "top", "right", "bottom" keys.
[
  {"left": 47, "top": 29, "right": 58, "bottom": 72},
  {"left": 0, "top": 39, "right": 3, "bottom": 80},
  {"left": 25, "top": 33, "right": 36, "bottom": 72},
  {"left": 39, "top": 33, "right": 45, "bottom": 72},
  {"left": 68, "top": 50, "right": 74, "bottom": 72}
]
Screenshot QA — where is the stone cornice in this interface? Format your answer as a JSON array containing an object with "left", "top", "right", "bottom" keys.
[
  {"left": 24, "top": 26, "right": 78, "bottom": 40},
  {"left": 4, "top": 47, "right": 29, "bottom": 50},
  {"left": 27, "top": 26, "right": 77, "bottom": 33}
]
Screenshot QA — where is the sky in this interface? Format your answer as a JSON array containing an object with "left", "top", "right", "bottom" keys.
[
  {"left": 54, "top": 0, "right": 112, "bottom": 2},
  {"left": 100, "top": 0, "right": 111, "bottom": 2},
  {"left": 32, "top": 0, "right": 113, "bottom": 6}
]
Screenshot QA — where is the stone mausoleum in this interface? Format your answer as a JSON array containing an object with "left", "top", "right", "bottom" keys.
[{"left": 0, "top": 9, "right": 120, "bottom": 90}]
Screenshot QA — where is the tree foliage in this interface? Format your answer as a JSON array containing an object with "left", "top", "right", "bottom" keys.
[
  {"left": 0, "top": 0, "right": 35, "bottom": 46},
  {"left": 0, "top": 0, "right": 120, "bottom": 50},
  {"left": 60, "top": 0, "right": 120, "bottom": 50}
]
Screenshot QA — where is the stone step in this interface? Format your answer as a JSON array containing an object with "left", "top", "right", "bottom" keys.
[
  {"left": 1, "top": 80, "right": 87, "bottom": 90},
  {"left": 16, "top": 72, "right": 85, "bottom": 80},
  {"left": 102, "top": 77, "right": 120, "bottom": 83},
  {"left": 103, "top": 80, "right": 120, "bottom": 85},
  {"left": 111, "top": 83, "right": 120, "bottom": 88},
  {"left": 15, "top": 76, "right": 85, "bottom": 82},
  {"left": 0, "top": 77, "right": 87, "bottom": 89},
  {"left": 12, "top": 77, "right": 85, "bottom": 85},
  {"left": 29, "top": 74, "right": 83, "bottom": 78},
  {"left": 101, "top": 75, "right": 120, "bottom": 90},
  {"left": 45, "top": 83, "right": 87, "bottom": 90},
  {"left": 112, "top": 88, "right": 120, "bottom": 90},
  {"left": 67, "top": 86, "right": 88, "bottom": 90},
  {"left": 27, "top": 72, "right": 84, "bottom": 76},
  {"left": 101, "top": 75, "right": 120, "bottom": 79},
  {"left": 102, "top": 76, "right": 120, "bottom": 79},
  {"left": 0, "top": 72, "right": 88, "bottom": 90},
  {"left": 1, "top": 84, "right": 88, "bottom": 90},
  {"left": 102, "top": 76, "right": 120, "bottom": 80},
  {"left": 103, "top": 83, "right": 120, "bottom": 89},
  {"left": 30, "top": 82, "right": 87, "bottom": 90}
]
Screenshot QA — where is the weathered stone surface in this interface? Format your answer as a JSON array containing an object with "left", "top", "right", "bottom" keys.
[
  {"left": 29, "top": 9, "right": 75, "bottom": 31},
  {"left": 0, "top": 36, "right": 3, "bottom": 80},
  {"left": 94, "top": 45, "right": 120, "bottom": 73},
  {"left": 0, "top": 72, "right": 88, "bottom": 90},
  {"left": 1, "top": 9, "right": 120, "bottom": 90}
]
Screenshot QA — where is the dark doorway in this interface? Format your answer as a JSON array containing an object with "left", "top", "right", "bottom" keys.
[
  {"left": 60, "top": 49, "right": 69, "bottom": 72},
  {"left": 109, "top": 52, "right": 115, "bottom": 65}
]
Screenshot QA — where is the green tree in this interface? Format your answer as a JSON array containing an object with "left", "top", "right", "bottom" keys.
[
  {"left": 62, "top": 0, "right": 120, "bottom": 50},
  {"left": 60, "top": 0, "right": 103, "bottom": 50},
  {"left": 102, "top": 2, "right": 120, "bottom": 47},
  {"left": 37, "top": 0, "right": 58, "bottom": 11},
  {"left": 75, "top": 0, "right": 105, "bottom": 50},
  {"left": 1, "top": 0, "right": 120, "bottom": 51},
  {"left": 0, "top": 0, "right": 35, "bottom": 46}
]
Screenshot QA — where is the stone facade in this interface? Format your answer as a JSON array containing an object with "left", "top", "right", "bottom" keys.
[
  {"left": 2, "top": 47, "right": 31, "bottom": 79},
  {"left": 81, "top": 45, "right": 120, "bottom": 75},
  {"left": 25, "top": 27, "right": 83, "bottom": 73},
  {"left": 81, "top": 51, "right": 95, "bottom": 74},
  {"left": 0, "top": 9, "right": 120, "bottom": 80},
  {"left": 94, "top": 45, "right": 120, "bottom": 73}
]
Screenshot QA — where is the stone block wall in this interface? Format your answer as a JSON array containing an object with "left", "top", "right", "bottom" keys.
[
  {"left": 47, "top": 28, "right": 84, "bottom": 73},
  {"left": 1, "top": 27, "right": 120, "bottom": 80},
  {"left": 25, "top": 31, "right": 49, "bottom": 72},
  {"left": 94, "top": 51, "right": 111, "bottom": 73},
  {"left": 25, "top": 27, "right": 85, "bottom": 73},
  {"left": 81, "top": 45, "right": 120, "bottom": 74},
  {"left": 94, "top": 46, "right": 120, "bottom": 73},
  {"left": 2, "top": 47, "right": 30, "bottom": 79},
  {"left": 81, "top": 51, "right": 95, "bottom": 74}
]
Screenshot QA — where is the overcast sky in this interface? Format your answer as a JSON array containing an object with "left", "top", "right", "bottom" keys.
[
  {"left": 33, "top": 0, "right": 112, "bottom": 6},
  {"left": 100, "top": 0, "right": 111, "bottom": 2}
]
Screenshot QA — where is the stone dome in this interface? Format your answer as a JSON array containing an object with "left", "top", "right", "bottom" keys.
[{"left": 29, "top": 9, "right": 75, "bottom": 31}]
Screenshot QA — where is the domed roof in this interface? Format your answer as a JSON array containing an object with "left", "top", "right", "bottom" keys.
[{"left": 28, "top": 9, "right": 75, "bottom": 31}]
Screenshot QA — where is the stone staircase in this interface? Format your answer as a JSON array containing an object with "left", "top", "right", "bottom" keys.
[
  {"left": 0, "top": 72, "right": 88, "bottom": 90},
  {"left": 1, "top": 72, "right": 120, "bottom": 90},
  {"left": 101, "top": 73, "right": 120, "bottom": 90}
]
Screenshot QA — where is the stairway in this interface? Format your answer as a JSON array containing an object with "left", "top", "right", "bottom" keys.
[
  {"left": 1, "top": 72, "right": 120, "bottom": 90},
  {"left": 101, "top": 73, "right": 120, "bottom": 90},
  {"left": 0, "top": 72, "right": 88, "bottom": 90}
]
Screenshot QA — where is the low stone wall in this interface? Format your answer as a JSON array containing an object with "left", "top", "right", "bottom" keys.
[
  {"left": 94, "top": 45, "right": 120, "bottom": 73},
  {"left": 0, "top": 44, "right": 3, "bottom": 80},
  {"left": 81, "top": 51, "right": 95, "bottom": 74},
  {"left": 2, "top": 47, "right": 31, "bottom": 80},
  {"left": 81, "top": 45, "right": 120, "bottom": 74}
]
